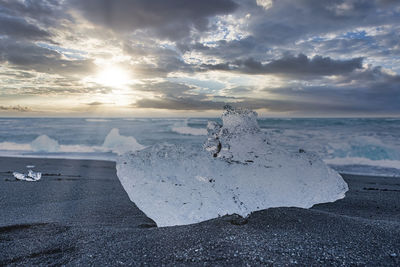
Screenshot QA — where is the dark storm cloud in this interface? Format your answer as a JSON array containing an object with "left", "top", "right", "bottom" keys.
[
  {"left": 130, "top": 81, "right": 366, "bottom": 113},
  {"left": 310, "top": 38, "right": 376, "bottom": 56},
  {"left": 131, "top": 81, "right": 223, "bottom": 110},
  {"left": 0, "top": 0, "right": 65, "bottom": 26},
  {"left": 0, "top": 14, "right": 50, "bottom": 40},
  {"left": 264, "top": 67, "right": 400, "bottom": 113},
  {"left": 123, "top": 44, "right": 195, "bottom": 77},
  {"left": 247, "top": 0, "right": 399, "bottom": 45},
  {"left": 203, "top": 54, "right": 363, "bottom": 77},
  {"left": 133, "top": 93, "right": 373, "bottom": 113},
  {"left": 0, "top": 0, "right": 61, "bottom": 16},
  {"left": 177, "top": 37, "right": 263, "bottom": 62},
  {"left": 134, "top": 96, "right": 226, "bottom": 111},
  {"left": 298, "top": 29, "right": 400, "bottom": 59},
  {"left": 133, "top": 62, "right": 400, "bottom": 114},
  {"left": 337, "top": 66, "right": 400, "bottom": 85},
  {"left": 134, "top": 82, "right": 193, "bottom": 95},
  {"left": 69, "top": 0, "right": 238, "bottom": 40},
  {"left": 0, "top": 38, "right": 95, "bottom": 75},
  {"left": 133, "top": 94, "right": 270, "bottom": 111},
  {"left": 181, "top": 0, "right": 400, "bottom": 63}
]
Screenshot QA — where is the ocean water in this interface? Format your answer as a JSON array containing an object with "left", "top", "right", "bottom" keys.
[{"left": 0, "top": 117, "right": 399, "bottom": 177}]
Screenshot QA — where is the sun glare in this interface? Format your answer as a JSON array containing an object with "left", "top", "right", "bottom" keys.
[{"left": 95, "top": 66, "right": 131, "bottom": 88}]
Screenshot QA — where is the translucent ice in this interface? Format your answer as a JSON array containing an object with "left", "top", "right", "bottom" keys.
[{"left": 117, "top": 106, "right": 348, "bottom": 227}]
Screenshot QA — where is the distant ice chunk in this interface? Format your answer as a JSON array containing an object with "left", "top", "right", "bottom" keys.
[
  {"left": 13, "top": 169, "right": 41, "bottom": 182},
  {"left": 117, "top": 105, "right": 348, "bottom": 227},
  {"left": 103, "top": 128, "right": 145, "bottom": 155},
  {"left": 31, "top": 135, "right": 59, "bottom": 152}
]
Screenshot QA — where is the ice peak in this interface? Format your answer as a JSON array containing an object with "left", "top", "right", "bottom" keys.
[
  {"left": 221, "top": 105, "right": 260, "bottom": 133},
  {"left": 204, "top": 106, "right": 264, "bottom": 162}
]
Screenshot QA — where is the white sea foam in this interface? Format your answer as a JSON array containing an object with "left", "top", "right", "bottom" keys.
[
  {"left": 85, "top": 119, "right": 110, "bottom": 122},
  {"left": 117, "top": 106, "right": 348, "bottom": 227},
  {"left": 102, "top": 128, "right": 145, "bottom": 155},
  {"left": 171, "top": 119, "right": 207, "bottom": 136},
  {"left": 0, "top": 142, "right": 31, "bottom": 151},
  {"left": 123, "top": 118, "right": 149, "bottom": 121},
  {"left": 0, "top": 129, "right": 145, "bottom": 157},
  {"left": 1, "top": 117, "right": 399, "bottom": 178},
  {"left": 59, "top": 144, "right": 101, "bottom": 153},
  {"left": 31, "top": 135, "right": 60, "bottom": 152},
  {"left": 325, "top": 157, "right": 400, "bottom": 170},
  {"left": 172, "top": 126, "right": 207, "bottom": 136}
]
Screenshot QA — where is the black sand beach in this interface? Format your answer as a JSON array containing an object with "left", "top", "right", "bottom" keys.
[{"left": 1, "top": 156, "right": 399, "bottom": 266}]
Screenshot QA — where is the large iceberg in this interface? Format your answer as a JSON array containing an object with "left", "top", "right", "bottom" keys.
[{"left": 116, "top": 106, "right": 348, "bottom": 227}]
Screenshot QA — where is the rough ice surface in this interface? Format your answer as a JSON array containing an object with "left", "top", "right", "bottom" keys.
[
  {"left": 103, "top": 128, "right": 145, "bottom": 155},
  {"left": 13, "top": 169, "right": 42, "bottom": 182},
  {"left": 116, "top": 106, "right": 348, "bottom": 227}
]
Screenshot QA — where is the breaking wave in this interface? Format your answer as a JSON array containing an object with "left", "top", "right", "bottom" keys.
[
  {"left": 171, "top": 119, "right": 207, "bottom": 136},
  {"left": 0, "top": 129, "right": 145, "bottom": 158},
  {"left": 85, "top": 119, "right": 111, "bottom": 122},
  {"left": 1, "top": 117, "right": 400, "bottom": 177},
  {"left": 102, "top": 128, "right": 145, "bottom": 155}
]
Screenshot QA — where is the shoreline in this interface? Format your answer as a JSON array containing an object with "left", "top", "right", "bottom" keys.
[
  {"left": 1, "top": 156, "right": 399, "bottom": 265},
  {"left": 1, "top": 154, "right": 399, "bottom": 178}
]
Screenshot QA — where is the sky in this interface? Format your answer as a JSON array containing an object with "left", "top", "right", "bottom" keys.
[{"left": 0, "top": 0, "right": 399, "bottom": 117}]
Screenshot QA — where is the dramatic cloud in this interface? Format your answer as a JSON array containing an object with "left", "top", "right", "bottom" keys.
[
  {"left": 203, "top": 54, "right": 363, "bottom": 77},
  {"left": 0, "top": 14, "right": 50, "bottom": 40},
  {"left": 0, "top": 0, "right": 400, "bottom": 116},
  {"left": 133, "top": 93, "right": 377, "bottom": 114},
  {"left": 0, "top": 38, "right": 95, "bottom": 75},
  {"left": 244, "top": 0, "right": 400, "bottom": 45},
  {"left": 69, "top": 0, "right": 238, "bottom": 40}
]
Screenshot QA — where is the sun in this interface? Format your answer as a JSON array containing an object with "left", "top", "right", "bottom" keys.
[{"left": 95, "top": 66, "right": 131, "bottom": 88}]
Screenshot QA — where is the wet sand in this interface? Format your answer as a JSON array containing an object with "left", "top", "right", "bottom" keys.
[{"left": 0, "top": 156, "right": 399, "bottom": 266}]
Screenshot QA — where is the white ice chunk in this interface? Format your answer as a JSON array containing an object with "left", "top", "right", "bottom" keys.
[
  {"left": 103, "top": 128, "right": 145, "bottom": 155},
  {"left": 31, "top": 135, "right": 60, "bottom": 152},
  {"left": 116, "top": 105, "right": 348, "bottom": 227},
  {"left": 28, "top": 169, "right": 42, "bottom": 180},
  {"left": 13, "top": 169, "right": 41, "bottom": 182},
  {"left": 12, "top": 172, "right": 26, "bottom": 180}
]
